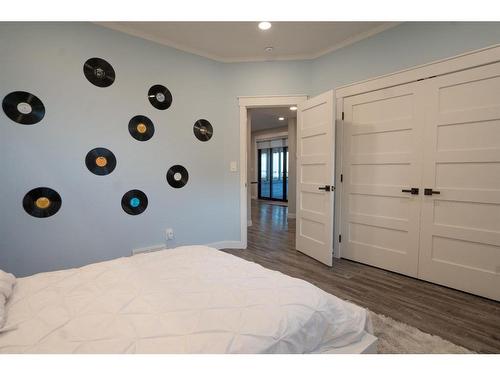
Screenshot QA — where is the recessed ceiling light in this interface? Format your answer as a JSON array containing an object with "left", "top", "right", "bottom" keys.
[
  {"left": 258, "top": 22, "right": 272, "bottom": 31},
  {"left": 265, "top": 46, "right": 274, "bottom": 52},
  {"left": 278, "top": 117, "right": 285, "bottom": 121},
  {"left": 289, "top": 106, "right": 298, "bottom": 111}
]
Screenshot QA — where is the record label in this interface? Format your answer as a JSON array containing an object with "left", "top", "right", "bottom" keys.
[
  {"left": 136, "top": 123, "right": 147, "bottom": 134},
  {"left": 2, "top": 91, "right": 45, "bottom": 125},
  {"left": 17, "top": 102, "right": 32, "bottom": 114},
  {"left": 83, "top": 57, "right": 115, "bottom": 87},
  {"left": 167, "top": 165, "right": 189, "bottom": 188},
  {"left": 193, "top": 119, "right": 214, "bottom": 142},
  {"left": 130, "top": 197, "right": 140, "bottom": 208},
  {"left": 148, "top": 84, "right": 172, "bottom": 110},
  {"left": 23, "top": 187, "right": 62, "bottom": 218},
  {"left": 121, "top": 190, "right": 148, "bottom": 215},
  {"left": 85, "top": 148, "right": 116, "bottom": 175},
  {"left": 129, "top": 115, "right": 154, "bottom": 141},
  {"left": 95, "top": 156, "right": 108, "bottom": 167},
  {"left": 35, "top": 197, "right": 51, "bottom": 209}
]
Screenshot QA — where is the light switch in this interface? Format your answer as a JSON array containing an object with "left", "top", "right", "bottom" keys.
[{"left": 230, "top": 161, "right": 238, "bottom": 172}]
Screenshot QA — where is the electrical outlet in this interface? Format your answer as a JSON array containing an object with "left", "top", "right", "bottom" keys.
[{"left": 165, "top": 228, "right": 174, "bottom": 240}]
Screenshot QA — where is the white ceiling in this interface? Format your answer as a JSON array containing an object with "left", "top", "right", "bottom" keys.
[
  {"left": 97, "top": 22, "right": 398, "bottom": 63},
  {"left": 250, "top": 107, "right": 296, "bottom": 132}
]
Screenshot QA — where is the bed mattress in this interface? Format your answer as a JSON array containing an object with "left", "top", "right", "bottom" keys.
[{"left": 0, "top": 246, "right": 372, "bottom": 353}]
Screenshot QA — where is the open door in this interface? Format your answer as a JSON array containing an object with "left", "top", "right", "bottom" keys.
[{"left": 296, "top": 90, "right": 335, "bottom": 266}]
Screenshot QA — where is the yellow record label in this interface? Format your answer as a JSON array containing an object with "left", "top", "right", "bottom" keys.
[
  {"left": 95, "top": 156, "right": 108, "bottom": 167},
  {"left": 137, "top": 123, "right": 147, "bottom": 134},
  {"left": 35, "top": 197, "right": 51, "bottom": 209}
]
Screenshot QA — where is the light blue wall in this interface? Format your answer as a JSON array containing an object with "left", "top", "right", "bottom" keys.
[
  {"left": 0, "top": 22, "right": 311, "bottom": 276},
  {"left": 1, "top": 22, "right": 499, "bottom": 276},
  {"left": 0, "top": 22, "right": 229, "bottom": 276},
  {"left": 311, "top": 22, "right": 500, "bottom": 94}
]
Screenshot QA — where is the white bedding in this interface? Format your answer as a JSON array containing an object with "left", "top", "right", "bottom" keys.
[
  {"left": 0, "top": 246, "right": 371, "bottom": 353},
  {"left": 0, "top": 269, "right": 16, "bottom": 330}
]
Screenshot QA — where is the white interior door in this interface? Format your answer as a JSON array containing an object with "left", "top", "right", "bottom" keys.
[
  {"left": 341, "top": 83, "right": 424, "bottom": 277},
  {"left": 296, "top": 90, "right": 335, "bottom": 266},
  {"left": 418, "top": 62, "right": 500, "bottom": 301}
]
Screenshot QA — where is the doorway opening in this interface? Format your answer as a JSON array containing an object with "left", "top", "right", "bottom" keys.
[
  {"left": 237, "top": 95, "right": 308, "bottom": 249},
  {"left": 249, "top": 106, "right": 294, "bottom": 214},
  {"left": 248, "top": 106, "right": 296, "bottom": 257}
]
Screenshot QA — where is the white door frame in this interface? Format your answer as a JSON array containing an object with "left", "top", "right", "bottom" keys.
[
  {"left": 335, "top": 43, "right": 500, "bottom": 258},
  {"left": 238, "top": 95, "right": 309, "bottom": 248}
]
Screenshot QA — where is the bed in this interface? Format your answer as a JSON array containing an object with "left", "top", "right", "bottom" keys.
[{"left": 0, "top": 246, "right": 377, "bottom": 354}]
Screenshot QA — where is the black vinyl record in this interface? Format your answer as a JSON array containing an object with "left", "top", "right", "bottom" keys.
[
  {"left": 193, "top": 119, "right": 213, "bottom": 142},
  {"left": 128, "top": 115, "right": 155, "bottom": 141},
  {"left": 85, "top": 148, "right": 116, "bottom": 175},
  {"left": 167, "top": 165, "right": 189, "bottom": 188},
  {"left": 148, "top": 84, "right": 172, "bottom": 110},
  {"left": 2, "top": 91, "right": 45, "bottom": 125},
  {"left": 23, "top": 187, "right": 62, "bottom": 218},
  {"left": 121, "top": 190, "right": 148, "bottom": 215},
  {"left": 83, "top": 57, "right": 115, "bottom": 87}
]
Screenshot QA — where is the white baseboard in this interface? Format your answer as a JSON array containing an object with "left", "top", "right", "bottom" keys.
[
  {"left": 287, "top": 213, "right": 296, "bottom": 219},
  {"left": 131, "top": 244, "right": 166, "bottom": 256},
  {"left": 206, "top": 241, "right": 246, "bottom": 250},
  {"left": 247, "top": 220, "right": 253, "bottom": 227}
]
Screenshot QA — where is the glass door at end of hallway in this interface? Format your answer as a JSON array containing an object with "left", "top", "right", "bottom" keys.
[{"left": 258, "top": 146, "right": 288, "bottom": 201}]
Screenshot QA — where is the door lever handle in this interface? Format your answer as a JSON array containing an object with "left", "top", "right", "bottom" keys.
[
  {"left": 424, "top": 188, "right": 440, "bottom": 196},
  {"left": 318, "top": 185, "right": 331, "bottom": 191},
  {"left": 402, "top": 187, "right": 419, "bottom": 195}
]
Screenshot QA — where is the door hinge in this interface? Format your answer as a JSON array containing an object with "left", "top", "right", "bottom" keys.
[
  {"left": 338, "top": 234, "right": 342, "bottom": 243},
  {"left": 341, "top": 111, "right": 344, "bottom": 120},
  {"left": 340, "top": 174, "right": 343, "bottom": 183}
]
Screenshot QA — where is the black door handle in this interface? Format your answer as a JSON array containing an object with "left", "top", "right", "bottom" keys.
[
  {"left": 424, "top": 188, "right": 440, "bottom": 196},
  {"left": 318, "top": 185, "right": 331, "bottom": 191},
  {"left": 402, "top": 187, "right": 419, "bottom": 195},
  {"left": 250, "top": 181, "right": 258, "bottom": 184}
]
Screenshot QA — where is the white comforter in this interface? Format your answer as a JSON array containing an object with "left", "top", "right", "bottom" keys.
[{"left": 0, "top": 246, "right": 371, "bottom": 353}]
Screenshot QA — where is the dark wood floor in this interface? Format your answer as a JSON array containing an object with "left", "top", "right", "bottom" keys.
[{"left": 224, "top": 200, "right": 500, "bottom": 353}]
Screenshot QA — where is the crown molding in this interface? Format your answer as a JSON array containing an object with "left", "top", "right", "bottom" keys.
[{"left": 95, "top": 22, "right": 401, "bottom": 63}]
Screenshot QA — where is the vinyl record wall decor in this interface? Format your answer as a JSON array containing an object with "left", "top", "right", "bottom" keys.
[
  {"left": 83, "top": 58, "right": 115, "bottom": 87},
  {"left": 148, "top": 84, "right": 172, "bottom": 110},
  {"left": 85, "top": 148, "right": 117, "bottom": 175},
  {"left": 193, "top": 119, "right": 213, "bottom": 142},
  {"left": 4, "top": 56, "right": 215, "bottom": 220},
  {"left": 121, "top": 190, "right": 148, "bottom": 215},
  {"left": 2, "top": 91, "right": 45, "bottom": 125},
  {"left": 129, "top": 115, "right": 154, "bottom": 141},
  {"left": 167, "top": 165, "right": 189, "bottom": 188},
  {"left": 23, "top": 187, "right": 62, "bottom": 218}
]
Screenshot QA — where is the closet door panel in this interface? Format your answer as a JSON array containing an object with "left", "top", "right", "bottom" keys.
[
  {"left": 419, "top": 62, "right": 500, "bottom": 301},
  {"left": 341, "top": 83, "right": 425, "bottom": 277}
]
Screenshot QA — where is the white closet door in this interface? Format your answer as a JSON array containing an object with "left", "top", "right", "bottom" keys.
[
  {"left": 341, "top": 83, "right": 424, "bottom": 277},
  {"left": 296, "top": 90, "right": 335, "bottom": 266},
  {"left": 418, "top": 62, "right": 500, "bottom": 301}
]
